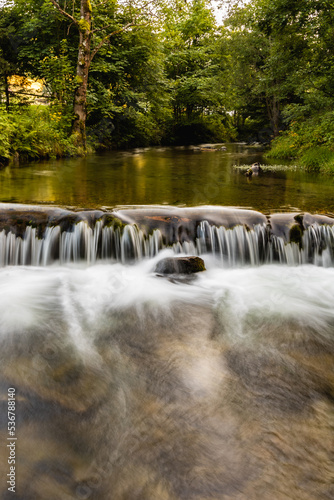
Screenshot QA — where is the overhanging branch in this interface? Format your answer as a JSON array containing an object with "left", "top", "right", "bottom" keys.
[
  {"left": 90, "top": 0, "right": 157, "bottom": 61},
  {"left": 49, "top": 0, "right": 78, "bottom": 25},
  {"left": 90, "top": 21, "right": 137, "bottom": 61}
]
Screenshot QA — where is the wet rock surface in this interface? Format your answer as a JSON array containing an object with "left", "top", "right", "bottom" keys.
[
  {"left": 155, "top": 256, "right": 206, "bottom": 275},
  {"left": 0, "top": 203, "right": 334, "bottom": 242}
]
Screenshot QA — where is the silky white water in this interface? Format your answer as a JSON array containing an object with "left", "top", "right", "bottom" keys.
[
  {"left": 1, "top": 221, "right": 334, "bottom": 267},
  {"left": 1, "top": 258, "right": 334, "bottom": 333},
  {"left": 1, "top": 257, "right": 334, "bottom": 499}
]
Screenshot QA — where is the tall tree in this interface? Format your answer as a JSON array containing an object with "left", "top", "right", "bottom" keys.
[
  {"left": 48, "top": 0, "right": 157, "bottom": 147},
  {"left": 164, "top": 0, "right": 221, "bottom": 120},
  {"left": 224, "top": 0, "right": 311, "bottom": 138},
  {"left": 0, "top": 4, "right": 21, "bottom": 111}
]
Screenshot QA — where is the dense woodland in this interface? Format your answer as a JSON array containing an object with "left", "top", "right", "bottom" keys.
[{"left": 1, "top": 0, "right": 334, "bottom": 172}]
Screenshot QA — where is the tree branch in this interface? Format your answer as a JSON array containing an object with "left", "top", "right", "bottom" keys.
[
  {"left": 49, "top": 0, "right": 78, "bottom": 25},
  {"left": 90, "top": 0, "right": 157, "bottom": 59},
  {"left": 90, "top": 21, "right": 138, "bottom": 61}
]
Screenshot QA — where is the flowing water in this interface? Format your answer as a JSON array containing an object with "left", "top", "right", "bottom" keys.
[
  {"left": 0, "top": 146, "right": 334, "bottom": 500},
  {"left": 1, "top": 217, "right": 334, "bottom": 267},
  {"left": 1, "top": 144, "right": 334, "bottom": 211}
]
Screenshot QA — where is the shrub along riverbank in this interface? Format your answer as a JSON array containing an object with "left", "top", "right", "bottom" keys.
[
  {"left": 3, "top": 103, "right": 334, "bottom": 175},
  {"left": 0, "top": 106, "right": 237, "bottom": 166},
  {"left": 0, "top": 107, "right": 88, "bottom": 165},
  {"left": 266, "top": 110, "right": 334, "bottom": 174}
]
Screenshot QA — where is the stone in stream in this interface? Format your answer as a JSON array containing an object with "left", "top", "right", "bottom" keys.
[
  {"left": 245, "top": 162, "right": 263, "bottom": 177},
  {"left": 269, "top": 212, "right": 305, "bottom": 246},
  {"left": 155, "top": 256, "right": 206, "bottom": 275}
]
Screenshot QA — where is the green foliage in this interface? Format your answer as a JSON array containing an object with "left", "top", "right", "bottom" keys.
[
  {"left": 267, "top": 108, "right": 334, "bottom": 171},
  {"left": 266, "top": 133, "right": 298, "bottom": 160},
  {"left": 169, "top": 115, "right": 236, "bottom": 145},
  {"left": 113, "top": 108, "right": 166, "bottom": 148},
  {"left": 0, "top": 114, "right": 13, "bottom": 161},
  {"left": 40, "top": 39, "right": 76, "bottom": 109},
  {"left": 78, "top": 19, "right": 90, "bottom": 32},
  {"left": 2, "top": 0, "right": 333, "bottom": 164},
  {"left": 300, "top": 147, "right": 334, "bottom": 172},
  {"left": 0, "top": 107, "right": 83, "bottom": 161},
  {"left": 222, "top": 0, "right": 334, "bottom": 171}
]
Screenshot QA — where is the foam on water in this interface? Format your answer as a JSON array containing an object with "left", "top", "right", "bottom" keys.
[
  {"left": 1, "top": 260, "right": 334, "bottom": 339},
  {"left": 1, "top": 260, "right": 334, "bottom": 498}
]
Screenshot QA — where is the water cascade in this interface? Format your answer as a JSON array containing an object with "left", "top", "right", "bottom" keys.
[
  {"left": 0, "top": 205, "right": 334, "bottom": 267},
  {"left": 1, "top": 203, "right": 334, "bottom": 500}
]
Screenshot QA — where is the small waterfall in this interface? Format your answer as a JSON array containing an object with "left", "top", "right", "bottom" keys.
[
  {"left": 0, "top": 221, "right": 164, "bottom": 266},
  {"left": 195, "top": 221, "right": 268, "bottom": 266},
  {"left": 0, "top": 220, "right": 334, "bottom": 267},
  {"left": 194, "top": 221, "right": 334, "bottom": 267}
]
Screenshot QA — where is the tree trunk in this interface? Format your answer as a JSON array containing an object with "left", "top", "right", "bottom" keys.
[
  {"left": 72, "top": 0, "right": 92, "bottom": 148},
  {"left": 4, "top": 73, "right": 10, "bottom": 113},
  {"left": 266, "top": 95, "right": 280, "bottom": 138}
]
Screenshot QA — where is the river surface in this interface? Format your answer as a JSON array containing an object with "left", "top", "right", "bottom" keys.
[
  {"left": 1, "top": 144, "right": 334, "bottom": 212},
  {"left": 1, "top": 259, "right": 334, "bottom": 499},
  {"left": 1, "top": 145, "right": 334, "bottom": 499}
]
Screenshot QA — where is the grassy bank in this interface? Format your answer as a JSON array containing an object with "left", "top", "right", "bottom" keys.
[
  {"left": 0, "top": 106, "right": 91, "bottom": 166},
  {"left": 266, "top": 111, "right": 334, "bottom": 173}
]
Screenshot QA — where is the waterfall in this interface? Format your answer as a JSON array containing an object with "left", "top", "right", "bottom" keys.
[
  {"left": 195, "top": 221, "right": 334, "bottom": 267},
  {"left": 1, "top": 212, "right": 334, "bottom": 499},
  {"left": 0, "top": 221, "right": 163, "bottom": 266},
  {"left": 1, "top": 219, "right": 334, "bottom": 267}
]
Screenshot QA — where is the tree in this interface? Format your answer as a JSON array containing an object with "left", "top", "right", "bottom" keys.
[
  {"left": 0, "top": 4, "right": 21, "bottom": 111},
  {"left": 164, "top": 0, "right": 221, "bottom": 119},
  {"left": 223, "top": 0, "right": 312, "bottom": 138},
  {"left": 87, "top": 24, "right": 170, "bottom": 147},
  {"left": 46, "top": 0, "right": 160, "bottom": 147}
]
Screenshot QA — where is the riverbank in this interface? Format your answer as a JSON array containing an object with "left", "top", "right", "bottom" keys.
[
  {"left": 265, "top": 112, "right": 334, "bottom": 174},
  {"left": 0, "top": 107, "right": 91, "bottom": 166},
  {"left": 0, "top": 105, "right": 236, "bottom": 166}
]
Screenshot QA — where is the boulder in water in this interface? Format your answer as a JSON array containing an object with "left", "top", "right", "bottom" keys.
[
  {"left": 155, "top": 256, "right": 206, "bottom": 275},
  {"left": 245, "top": 163, "right": 263, "bottom": 177}
]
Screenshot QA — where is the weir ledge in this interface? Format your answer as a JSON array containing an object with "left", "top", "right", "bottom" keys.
[{"left": 0, "top": 203, "right": 333, "bottom": 243}]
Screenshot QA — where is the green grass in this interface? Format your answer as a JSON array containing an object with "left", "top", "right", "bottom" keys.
[
  {"left": 0, "top": 106, "right": 94, "bottom": 163},
  {"left": 266, "top": 110, "right": 334, "bottom": 174},
  {"left": 267, "top": 141, "right": 334, "bottom": 173}
]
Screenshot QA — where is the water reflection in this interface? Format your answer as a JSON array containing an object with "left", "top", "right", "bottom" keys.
[{"left": 2, "top": 144, "right": 334, "bottom": 211}]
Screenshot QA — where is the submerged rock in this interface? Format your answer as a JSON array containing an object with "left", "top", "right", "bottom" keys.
[{"left": 155, "top": 256, "right": 206, "bottom": 275}]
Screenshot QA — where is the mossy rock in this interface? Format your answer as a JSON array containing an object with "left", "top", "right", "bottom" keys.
[
  {"left": 101, "top": 214, "right": 126, "bottom": 231},
  {"left": 154, "top": 256, "right": 206, "bottom": 275},
  {"left": 289, "top": 224, "right": 304, "bottom": 249}
]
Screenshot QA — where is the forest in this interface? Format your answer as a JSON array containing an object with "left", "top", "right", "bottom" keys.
[{"left": 1, "top": 0, "right": 334, "bottom": 172}]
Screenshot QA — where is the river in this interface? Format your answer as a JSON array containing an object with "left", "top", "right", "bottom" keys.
[
  {"left": 1, "top": 144, "right": 334, "bottom": 212},
  {"left": 0, "top": 145, "right": 333, "bottom": 500}
]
